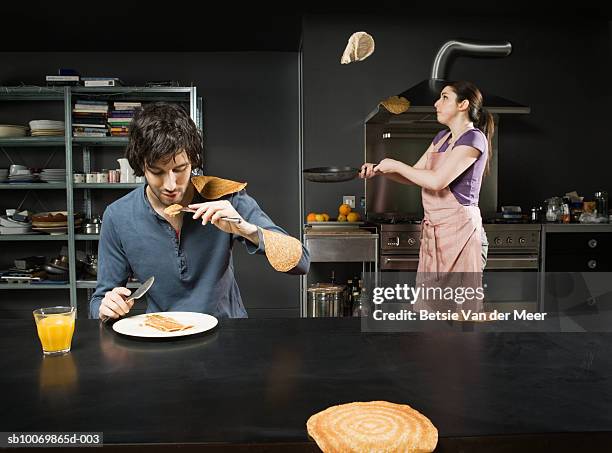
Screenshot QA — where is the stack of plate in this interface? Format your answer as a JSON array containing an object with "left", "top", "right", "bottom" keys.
[
  {"left": 29, "top": 120, "right": 65, "bottom": 137},
  {"left": 0, "top": 215, "right": 32, "bottom": 234},
  {"left": 0, "top": 169, "right": 7, "bottom": 182},
  {"left": 31, "top": 211, "right": 83, "bottom": 234},
  {"left": 8, "top": 169, "right": 37, "bottom": 184},
  {"left": 0, "top": 124, "right": 27, "bottom": 138},
  {"left": 40, "top": 168, "right": 66, "bottom": 183}
]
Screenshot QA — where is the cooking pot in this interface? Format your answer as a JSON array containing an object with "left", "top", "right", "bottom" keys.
[{"left": 307, "top": 283, "right": 347, "bottom": 317}]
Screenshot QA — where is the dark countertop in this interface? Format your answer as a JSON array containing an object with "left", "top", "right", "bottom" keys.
[{"left": 2, "top": 318, "right": 612, "bottom": 452}]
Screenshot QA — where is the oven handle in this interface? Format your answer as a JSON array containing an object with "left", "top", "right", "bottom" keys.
[
  {"left": 485, "top": 255, "right": 539, "bottom": 270},
  {"left": 382, "top": 255, "right": 540, "bottom": 270},
  {"left": 383, "top": 257, "right": 419, "bottom": 262}
]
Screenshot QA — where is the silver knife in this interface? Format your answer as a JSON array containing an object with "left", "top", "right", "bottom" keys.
[{"left": 102, "top": 275, "right": 155, "bottom": 324}]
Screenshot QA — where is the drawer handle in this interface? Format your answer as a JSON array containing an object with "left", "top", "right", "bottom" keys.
[
  {"left": 588, "top": 259, "right": 597, "bottom": 269},
  {"left": 588, "top": 239, "right": 598, "bottom": 249}
]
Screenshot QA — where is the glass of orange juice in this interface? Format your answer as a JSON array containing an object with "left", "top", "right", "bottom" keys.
[{"left": 33, "top": 306, "right": 76, "bottom": 356}]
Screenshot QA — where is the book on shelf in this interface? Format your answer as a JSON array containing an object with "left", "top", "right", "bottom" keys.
[
  {"left": 46, "top": 75, "right": 79, "bottom": 81},
  {"left": 74, "top": 104, "right": 108, "bottom": 111},
  {"left": 83, "top": 79, "right": 124, "bottom": 87},
  {"left": 72, "top": 113, "right": 108, "bottom": 119},
  {"left": 114, "top": 102, "right": 142, "bottom": 109},
  {"left": 73, "top": 126, "right": 109, "bottom": 133},
  {"left": 73, "top": 131, "right": 108, "bottom": 137},
  {"left": 72, "top": 123, "right": 108, "bottom": 128},
  {"left": 109, "top": 111, "right": 135, "bottom": 117},
  {"left": 74, "top": 100, "right": 108, "bottom": 105}
]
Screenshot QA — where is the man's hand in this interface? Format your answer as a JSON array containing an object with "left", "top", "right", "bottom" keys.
[
  {"left": 188, "top": 200, "right": 258, "bottom": 241},
  {"left": 99, "top": 287, "right": 132, "bottom": 320}
]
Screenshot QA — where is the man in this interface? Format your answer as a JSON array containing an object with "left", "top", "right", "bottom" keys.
[{"left": 90, "top": 102, "right": 309, "bottom": 320}]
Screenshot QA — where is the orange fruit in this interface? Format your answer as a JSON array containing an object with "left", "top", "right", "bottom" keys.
[
  {"left": 315, "top": 214, "right": 325, "bottom": 222},
  {"left": 337, "top": 214, "right": 347, "bottom": 222},
  {"left": 339, "top": 204, "right": 352, "bottom": 216},
  {"left": 322, "top": 213, "right": 330, "bottom": 221},
  {"left": 347, "top": 212, "right": 360, "bottom": 222},
  {"left": 306, "top": 213, "right": 317, "bottom": 222}
]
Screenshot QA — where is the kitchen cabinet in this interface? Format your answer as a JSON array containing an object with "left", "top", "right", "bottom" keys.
[
  {"left": 301, "top": 227, "right": 378, "bottom": 317},
  {"left": 542, "top": 225, "right": 612, "bottom": 272}
]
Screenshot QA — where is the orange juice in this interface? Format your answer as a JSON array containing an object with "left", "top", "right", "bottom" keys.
[{"left": 33, "top": 307, "right": 76, "bottom": 355}]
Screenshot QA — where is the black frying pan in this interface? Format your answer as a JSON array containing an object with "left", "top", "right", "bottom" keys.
[{"left": 303, "top": 166, "right": 360, "bottom": 183}]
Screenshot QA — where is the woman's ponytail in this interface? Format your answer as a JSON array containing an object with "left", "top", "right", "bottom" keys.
[{"left": 476, "top": 107, "right": 494, "bottom": 175}]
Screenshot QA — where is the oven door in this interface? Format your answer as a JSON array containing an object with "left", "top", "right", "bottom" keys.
[
  {"left": 484, "top": 254, "right": 540, "bottom": 312},
  {"left": 381, "top": 253, "right": 540, "bottom": 312}
]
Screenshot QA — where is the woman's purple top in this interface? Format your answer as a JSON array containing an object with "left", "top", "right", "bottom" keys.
[{"left": 432, "top": 128, "right": 488, "bottom": 206}]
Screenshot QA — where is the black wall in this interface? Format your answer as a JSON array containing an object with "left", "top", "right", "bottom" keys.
[
  {"left": 0, "top": 52, "right": 301, "bottom": 318},
  {"left": 302, "top": 15, "right": 612, "bottom": 218}
]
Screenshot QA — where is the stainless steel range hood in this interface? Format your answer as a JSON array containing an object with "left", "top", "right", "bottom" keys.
[{"left": 366, "top": 39, "right": 530, "bottom": 125}]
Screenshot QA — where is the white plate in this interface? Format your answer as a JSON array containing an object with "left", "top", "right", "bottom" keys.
[{"left": 112, "top": 312, "right": 218, "bottom": 338}]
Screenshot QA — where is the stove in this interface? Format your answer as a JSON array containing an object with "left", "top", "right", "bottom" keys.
[{"left": 369, "top": 213, "right": 542, "bottom": 270}]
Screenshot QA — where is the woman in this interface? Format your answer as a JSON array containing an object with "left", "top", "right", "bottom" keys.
[{"left": 361, "top": 81, "right": 492, "bottom": 312}]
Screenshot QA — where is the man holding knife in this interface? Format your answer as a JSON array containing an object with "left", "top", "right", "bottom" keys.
[{"left": 90, "top": 102, "right": 309, "bottom": 320}]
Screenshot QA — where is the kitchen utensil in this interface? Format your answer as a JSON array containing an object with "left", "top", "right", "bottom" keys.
[
  {"left": 307, "top": 283, "right": 347, "bottom": 317},
  {"left": 303, "top": 167, "right": 360, "bottom": 183},
  {"left": 177, "top": 207, "right": 241, "bottom": 223},
  {"left": 102, "top": 276, "right": 155, "bottom": 324},
  {"left": 127, "top": 275, "right": 155, "bottom": 304}
]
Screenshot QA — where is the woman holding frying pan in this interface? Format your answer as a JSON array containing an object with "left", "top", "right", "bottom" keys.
[{"left": 361, "top": 81, "right": 492, "bottom": 277}]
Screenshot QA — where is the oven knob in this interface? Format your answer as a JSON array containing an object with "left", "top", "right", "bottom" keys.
[
  {"left": 519, "top": 237, "right": 526, "bottom": 245},
  {"left": 506, "top": 237, "right": 513, "bottom": 245},
  {"left": 387, "top": 237, "right": 400, "bottom": 247},
  {"left": 588, "top": 259, "right": 597, "bottom": 269},
  {"left": 588, "top": 239, "right": 598, "bottom": 248},
  {"left": 494, "top": 237, "right": 502, "bottom": 246},
  {"left": 407, "top": 237, "right": 416, "bottom": 246}
]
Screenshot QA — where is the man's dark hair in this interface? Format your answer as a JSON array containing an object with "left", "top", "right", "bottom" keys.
[{"left": 125, "top": 102, "right": 203, "bottom": 176}]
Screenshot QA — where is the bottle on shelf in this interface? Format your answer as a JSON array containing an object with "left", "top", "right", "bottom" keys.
[
  {"left": 561, "top": 197, "right": 571, "bottom": 224},
  {"left": 345, "top": 279, "right": 354, "bottom": 316},
  {"left": 352, "top": 279, "right": 364, "bottom": 317}
]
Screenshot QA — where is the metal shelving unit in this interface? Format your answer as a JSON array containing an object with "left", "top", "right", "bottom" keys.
[
  {"left": 0, "top": 137, "right": 65, "bottom": 147},
  {"left": 0, "top": 234, "right": 69, "bottom": 241},
  {"left": 0, "top": 183, "right": 66, "bottom": 189},
  {"left": 0, "top": 284, "right": 70, "bottom": 289},
  {"left": 76, "top": 280, "right": 141, "bottom": 289},
  {"left": 0, "top": 86, "right": 202, "bottom": 316},
  {"left": 74, "top": 183, "right": 144, "bottom": 189}
]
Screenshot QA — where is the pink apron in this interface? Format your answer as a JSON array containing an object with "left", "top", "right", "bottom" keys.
[{"left": 414, "top": 131, "right": 484, "bottom": 313}]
